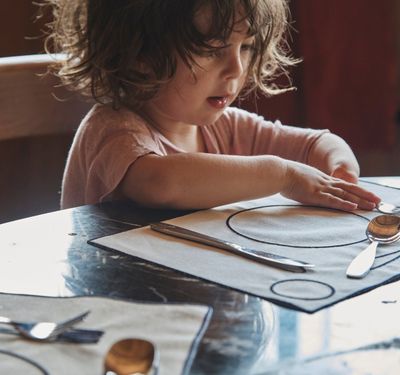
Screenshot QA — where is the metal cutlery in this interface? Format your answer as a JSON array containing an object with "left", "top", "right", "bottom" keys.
[
  {"left": 104, "top": 338, "right": 159, "bottom": 375},
  {"left": 150, "top": 222, "right": 315, "bottom": 273},
  {"left": 49, "top": 327, "right": 104, "bottom": 343},
  {"left": 0, "top": 325, "right": 103, "bottom": 344},
  {"left": 346, "top": 214, "right": 400, "bottom": 279},
  {"left": 0, "top": 310, "right": 92, "bottom": 342},
  {"left": 377, "top": 201, "right": 400, "bottom": 215}
]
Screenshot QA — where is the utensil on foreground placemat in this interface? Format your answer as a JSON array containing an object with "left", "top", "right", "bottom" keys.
[
  {"left": 104, "top": 338, "right": 159, "bottom": 375},
  {"left": 150, "top": 222, "right": 315, "bottom": 273},
  {"left": 346, "top": 215, "right": 400, "bottom": 279},
  {"left": 0, "top": 310, "right": 90, "bottom": 342},
  {"left": 0, "top": 326, "right": 104, "bottom": 344},
  {"left": 377, "top": 201, "right": 400, "bottom": 215},
  {"left": 50, "top": 327, "right": 104, "bottom": 343}
]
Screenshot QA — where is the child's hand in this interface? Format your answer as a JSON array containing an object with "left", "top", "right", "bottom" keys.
[
  {"left": 282, "top": 161, "right": 381, "bottom": 211},
  {"left": 330, "top": 165, "right": 358, "bottom": 184}
]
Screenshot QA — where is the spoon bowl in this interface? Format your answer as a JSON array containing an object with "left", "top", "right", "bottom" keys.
[
  {"left": 367, "top": 214, "right": 400, "bottom": 239},
  {"left": 104, "top": 338, "right": 158, "bottom": 375},
  {"left": 346, "top": 214, "right": 400, "bottom": 279}
]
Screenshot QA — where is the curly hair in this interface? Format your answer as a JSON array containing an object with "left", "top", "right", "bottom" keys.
[{"left": 39, "top": 0, "right": 298, "bottom": 110}]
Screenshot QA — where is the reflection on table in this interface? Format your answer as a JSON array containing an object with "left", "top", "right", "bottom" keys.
[{"left": 0, "top": 177, "right": 399, "bottom": 374}]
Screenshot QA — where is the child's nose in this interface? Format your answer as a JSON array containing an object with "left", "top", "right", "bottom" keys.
[{"left": 222, "top": 51, "right": 245, "bottom": 80}]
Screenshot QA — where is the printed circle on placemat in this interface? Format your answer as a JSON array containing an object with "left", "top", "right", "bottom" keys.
[
  {"left": 227, "top": 205, "right": 369, "bottom": 248},
  {"left": 271, "top": 279, "right": 335, "bottom": 300},
  {"left": 0, "top": 350, "right": 49, "bottom": 374}
]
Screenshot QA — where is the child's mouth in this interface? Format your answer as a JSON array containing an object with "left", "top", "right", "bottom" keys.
[{"left": 207, "top": 96, "right": 228, "bottom": 109}]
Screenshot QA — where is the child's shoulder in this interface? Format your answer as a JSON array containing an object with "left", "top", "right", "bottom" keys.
[
  {"left": 78, "top": 104, "right": 153, "bottom": 136},
  {"left": 214, "top": 106, "right": 268, "bottom": 127},
  {"left": 84, "top": 104, "right": 145, "bottom": 127},
  {"left": 73, "top": 104, "right": 160, "bottom": 151}
]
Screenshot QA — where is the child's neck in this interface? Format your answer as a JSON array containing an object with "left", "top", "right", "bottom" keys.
[
  {"left": 139, "top": 110, "right": 205, "bottom": 152},
  {"left": 162, "top": 124, "right": 205, "bottom": 153}
]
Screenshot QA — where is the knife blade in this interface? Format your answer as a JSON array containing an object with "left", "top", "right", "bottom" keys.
[{"left": 150, "top": 222, "right": 315, "bottom": 273}]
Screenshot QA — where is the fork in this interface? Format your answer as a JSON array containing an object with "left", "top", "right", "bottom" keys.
[
  {"left": 0, "top": 310, "right": 90, "bottom": 341},
  {"left": 0, "top": 326, "right": 104, "bottom": 344}
]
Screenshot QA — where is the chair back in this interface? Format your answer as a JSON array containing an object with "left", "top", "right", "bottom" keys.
[{"left": 0, "top": 54, "right": 92, "bottom": 222}]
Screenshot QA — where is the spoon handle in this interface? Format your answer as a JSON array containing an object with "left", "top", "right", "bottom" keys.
[
  {"left": 0, "top": 316, "right": 12, "bottom": 324},
  {"left": 346, "top": 241, "right": 378, "bottom": 279},
  {"left": 377, "top": 202, "right": 400, "bottom": 214}
]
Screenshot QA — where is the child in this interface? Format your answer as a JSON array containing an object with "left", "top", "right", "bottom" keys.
[{"left": 42, "top": 0, "right": 380, "bottom": 211}]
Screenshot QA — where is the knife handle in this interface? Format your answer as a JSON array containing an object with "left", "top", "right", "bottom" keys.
[{"left": 150, "top": 222, "right": 314, "bottom": 273}]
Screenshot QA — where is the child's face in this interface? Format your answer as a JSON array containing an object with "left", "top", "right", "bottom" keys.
[{"left": 143, "top": 7, "right": 255, "bottom": 128}]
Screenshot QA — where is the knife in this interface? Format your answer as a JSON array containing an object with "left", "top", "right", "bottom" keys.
[{"left": 150, "top": 222, "right": 315, "bottom": 273}]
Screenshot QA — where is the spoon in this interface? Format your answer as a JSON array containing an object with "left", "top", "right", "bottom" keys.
[
  {"left": 104, "top": 338, "right": 158, "bottom": 375},
  {"left": 377, "top": 201, "right": 400, "bottom": 215},
  {"left": 346, "top": 214, "right": 400, "bottom": 279}
]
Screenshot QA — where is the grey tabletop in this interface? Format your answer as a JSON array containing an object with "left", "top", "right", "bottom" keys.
[{"left": 0, "top": 176, "right": 399, "bottom": 375}]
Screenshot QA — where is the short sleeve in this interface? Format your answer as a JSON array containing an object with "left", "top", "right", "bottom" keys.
[
  {"left": 205, "top": 107, "right": 329, "bottom": 163},
  {"left": 61, "top": 105, "right": 165, "bottom": 208}
]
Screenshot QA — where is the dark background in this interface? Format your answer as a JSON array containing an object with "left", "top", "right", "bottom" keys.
[{"left": 1, "top": 0, "right": 399, "bottom": 222}]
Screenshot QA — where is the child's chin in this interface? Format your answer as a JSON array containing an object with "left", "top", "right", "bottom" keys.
[{"left": 197, "top": 111, "right": 226, "bottom": 126}]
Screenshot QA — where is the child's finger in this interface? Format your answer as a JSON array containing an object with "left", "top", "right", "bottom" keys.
[
  {"left": 326, "top": 186, "right": 377, "bottom": 210},
  {"left": 317, "top": 192, "right": 358, "bottom": 211},
  {"left": 335, "top": 181, "right": 381, "bottom": 204}
]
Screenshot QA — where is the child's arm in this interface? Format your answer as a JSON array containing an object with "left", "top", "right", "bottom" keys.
[
  {"left": 119, "top": 152, "right": 380, "bottom": 210},
  {"left": 307, "top": 133, "right": 360, "bottom": 183}
]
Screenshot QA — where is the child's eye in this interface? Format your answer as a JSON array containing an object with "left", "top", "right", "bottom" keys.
[
  {"left": 241, "top": 44, "right": 256, "bottom": 54},
  {"left": 201, "top": 48, "right": 224, "bottom": 59},
  {"left": 202, "top": 50, "right": 217, "bottom": 58}
]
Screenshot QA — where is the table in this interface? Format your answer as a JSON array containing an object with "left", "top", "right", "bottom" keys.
[{"left": 0, "top": 177, "right": 399, "bottom": 374}]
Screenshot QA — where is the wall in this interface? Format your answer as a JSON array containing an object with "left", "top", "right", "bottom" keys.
[
  {"left": 240, "top": 0, "right": 400, "bottom": 175},
  {"left": 0, "top": 0, "right": 47, "bottom": 57},
  {"left": 292, "top": 0, "right": 400, "bottom": 176}
]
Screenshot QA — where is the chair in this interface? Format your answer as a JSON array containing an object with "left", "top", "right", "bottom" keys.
[{"left": 0, "top": 54, "right": 92, "bottom": 223}]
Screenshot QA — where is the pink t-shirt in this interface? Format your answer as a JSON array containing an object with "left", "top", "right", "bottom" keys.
[{"left": 61, "top": 104, "right": 328, "bottom": 208}]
